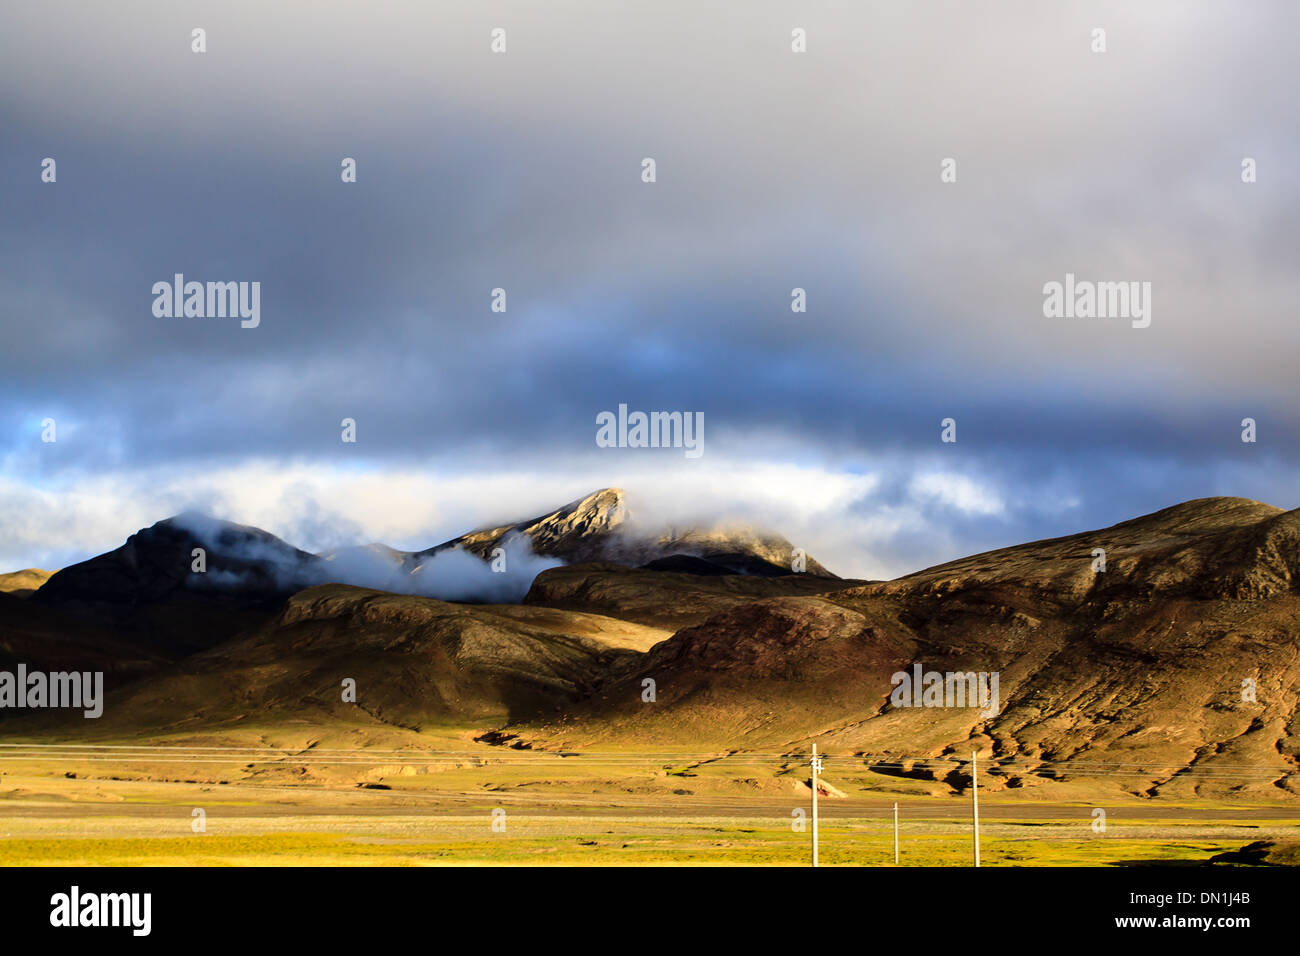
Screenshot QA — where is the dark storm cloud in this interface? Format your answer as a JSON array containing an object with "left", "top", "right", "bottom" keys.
[{"left": 2, "top": 1, "right": 1298, "bottom": 575}]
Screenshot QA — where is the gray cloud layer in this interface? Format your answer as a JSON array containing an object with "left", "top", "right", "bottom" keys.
[{"left": 3, "top": 2, "right": 1297, "bottom": 576}]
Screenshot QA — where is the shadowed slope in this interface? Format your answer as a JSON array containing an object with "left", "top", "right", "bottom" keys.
[
  {"left": 74, "top": 585, "right": 670, "bottom": 735},
  {"left": 524, "top": 563, "right": 863, "bottom": 630}
]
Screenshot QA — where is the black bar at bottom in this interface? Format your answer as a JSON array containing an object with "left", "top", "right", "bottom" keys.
[{"left": 0, "top": 864, "right": 1284, "bottom": 943}]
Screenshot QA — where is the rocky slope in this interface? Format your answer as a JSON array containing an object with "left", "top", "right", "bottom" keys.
[{"left": 516, "top": 498, "right": 1300, "bottom": 800}]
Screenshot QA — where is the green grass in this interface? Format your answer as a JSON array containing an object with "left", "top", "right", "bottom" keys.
[{"left": 0, "top": 818, "right": 1265, "bottom": 866}]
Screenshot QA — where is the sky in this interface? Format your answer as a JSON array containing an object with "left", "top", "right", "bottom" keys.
[{"left": 2, "top": 1, "right": 1298, "bottom": 579}]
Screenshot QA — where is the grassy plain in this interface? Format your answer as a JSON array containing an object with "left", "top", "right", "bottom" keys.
[{"left": 1, "top": 728, "right": 1295, "bottom": 866}]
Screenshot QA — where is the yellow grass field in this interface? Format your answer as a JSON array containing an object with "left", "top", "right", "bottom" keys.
[{"left": 2, "top": 731, "right": 1296, "bottom": 866}]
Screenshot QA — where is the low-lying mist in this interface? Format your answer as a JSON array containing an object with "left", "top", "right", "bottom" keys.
[
  {"left": 317, "top": 533, "right": 564, "bottom": 603},
  {"left": 176, "top": 513, "right": 562, "bottom": 604}
]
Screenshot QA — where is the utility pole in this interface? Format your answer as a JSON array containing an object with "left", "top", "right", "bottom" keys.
[
  {"left": 810, "top": 744, "right": 823, "bottom": 868},
  {"left": 971, "top": 750, "right": 980, "bottom": 868},
  {"left": 893, "top": 801, "right": 899, "bottom": 865}
]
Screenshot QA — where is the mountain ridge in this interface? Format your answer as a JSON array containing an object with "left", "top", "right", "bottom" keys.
[{"left": 5, "top": 492, "right": 1299, "bottom": 801}]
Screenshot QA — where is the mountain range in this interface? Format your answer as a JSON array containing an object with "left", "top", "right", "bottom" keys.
[{"left": 3, "top": 489, "right": 1298, "bottom": 801}]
